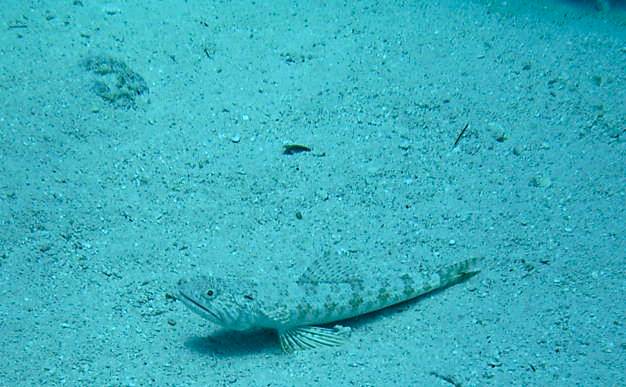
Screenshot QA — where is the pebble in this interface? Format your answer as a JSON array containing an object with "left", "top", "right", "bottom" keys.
[
  {"left": 487, "top": 122, "right": 508, "bottom": 142},
  {"left": 316, "top": 189, "right": 329, "bottom": 201},
  {"left": 102, "top": 5, "right": 122, "bottom": 15},
  {"left": 529, "top": 175, "right": 552, "bottom": 188},
  {"left": 398, "top": 140, "right": 411, "bottom": 150}
]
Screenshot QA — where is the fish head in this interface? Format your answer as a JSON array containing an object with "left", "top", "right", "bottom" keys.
[{"left": 177, "top": 275, "right": 263, "bottom": 331}]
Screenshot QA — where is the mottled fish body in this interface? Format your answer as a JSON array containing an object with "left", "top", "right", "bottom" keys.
[{"left": 177, "top": 257, "right": 481, "bottom": 352}]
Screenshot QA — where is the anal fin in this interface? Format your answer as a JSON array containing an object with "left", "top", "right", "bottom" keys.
[{"left": 278, "top": 325, "right": 351, "bottom": 353}]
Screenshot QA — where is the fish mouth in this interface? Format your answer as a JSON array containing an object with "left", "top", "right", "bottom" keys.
[{"left": 176, "top": 291, "right": 222, "bottom": 323}]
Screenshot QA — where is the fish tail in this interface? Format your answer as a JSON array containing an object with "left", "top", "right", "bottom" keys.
[{"left": 436, "top": 256, "right": 482, "bottom": 286}]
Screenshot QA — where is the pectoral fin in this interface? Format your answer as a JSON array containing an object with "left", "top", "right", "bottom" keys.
[{"left": 278, "top": 325, "right": 351, "bottom": 353}]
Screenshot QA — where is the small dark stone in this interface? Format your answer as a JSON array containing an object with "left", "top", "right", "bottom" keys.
[{"left": 283, "top": 144, "right": 311, "bottom": 155}]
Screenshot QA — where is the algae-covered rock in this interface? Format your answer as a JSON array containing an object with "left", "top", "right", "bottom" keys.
[{"left": 83, "top": 55, "right": 148, "bottom": 109}]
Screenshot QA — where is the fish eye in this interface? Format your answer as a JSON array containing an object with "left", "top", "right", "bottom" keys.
[{"left": 206, "top": 289, "right": 215, "bottom": 297}]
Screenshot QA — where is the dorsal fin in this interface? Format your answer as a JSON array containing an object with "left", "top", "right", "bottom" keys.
[{"left": 297, "top": 252, "right": 362, "bottom": 285}]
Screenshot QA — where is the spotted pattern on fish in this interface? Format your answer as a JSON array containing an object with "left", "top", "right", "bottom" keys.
[{"left": 177, "top": 257, "right": 481, "bottom": 352}]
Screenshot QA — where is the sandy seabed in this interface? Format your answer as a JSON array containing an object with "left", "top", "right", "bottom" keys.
[{"left": 1, "top": 1, "right": 624, "bottom": 386}]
